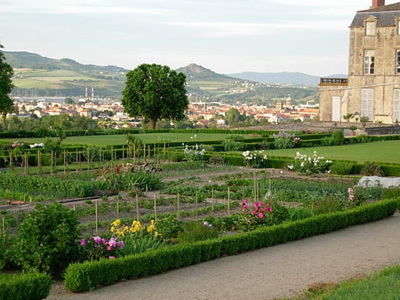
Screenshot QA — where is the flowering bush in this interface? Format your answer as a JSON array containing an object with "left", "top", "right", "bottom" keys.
[
  {"left": 110, "top": 219, "right": 159, "bottom": 238},
  {"left": 346, "top": 186, "right": 382, "bottom": 208},
  {"left": 288, "top": 151, "right": 332, "bottom": 175},
  {"left": 238, "top": 199, "right": 274, "bottom": 231},
  {"left": 79, "top": 236, "right": 124, "bottom": 261},
  {"left": 183, "top": 144, "right": 206, "bottom": 162},
  {"left": 242, "top": 150, "right": 268, "bottom": 168}
]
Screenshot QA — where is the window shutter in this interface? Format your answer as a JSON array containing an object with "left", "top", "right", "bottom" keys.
[
  {"left": 394, "top": 89, "right": 400, "bottom": 122},
  {"left": 361, "top": 89, "right": 374, "bottom": 120}
]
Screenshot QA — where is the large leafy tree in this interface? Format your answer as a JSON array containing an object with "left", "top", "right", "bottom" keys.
[
  {"left": 0, "top": 43, "right": 14, "bottom": 117},
  {"left": 122, "top": 64, "right": 188, "bottom": 129}
]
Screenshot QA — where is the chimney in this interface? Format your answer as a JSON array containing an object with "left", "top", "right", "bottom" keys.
[{"left": 372, "top": 0, "right": 385, "bottom": 8}]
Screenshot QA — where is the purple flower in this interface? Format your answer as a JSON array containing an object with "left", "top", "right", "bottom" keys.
[
  {"left": 117, "top": 241, "right": 124, "bottom": 249},
  {"left": 93, "top": 236, "right": 104, "bottom": 244},
  {"left": 80, "top": 239, "right": 86, "bottom": 246},
  {"left": 108, "top": 238, "right": 117, "bottom": 247}
]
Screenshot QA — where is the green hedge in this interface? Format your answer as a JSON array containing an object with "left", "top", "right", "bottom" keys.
[
  {"left": 0, "top": 272, "right": 52, "bottom": 300},
  {"left": 64, "top": 198, "right": 399, "bottom": 292}
]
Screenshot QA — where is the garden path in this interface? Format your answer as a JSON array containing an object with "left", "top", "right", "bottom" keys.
[{"left": 48, "top": 212, "right": 400, "bottom": 300}]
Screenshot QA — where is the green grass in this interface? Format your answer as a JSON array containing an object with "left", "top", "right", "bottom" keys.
[
  {"left": 291, "top": 264, "right": 400, "bottom": 300},
  {"left": 267, "top": 140, "right": 400, "bottom": 164},
  {"left": 0, "top": 133, "right": 245, "bottom": 146}
]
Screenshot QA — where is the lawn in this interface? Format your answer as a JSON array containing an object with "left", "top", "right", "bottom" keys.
[
  {"left": 0, "top": 133, "right": 241, "bottom": 146},
  {"left": 267, "top": 140, "right": 400, "bottom": 164}
]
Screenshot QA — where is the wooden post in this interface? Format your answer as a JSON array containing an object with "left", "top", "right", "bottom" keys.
[
  {"left": 227, "top": 187, "right": 231, "bottom": 216},
  {"left": 253, "top": 170, "right": 257, "bottom": 201},
  {"left": 73, "top": 205, "right": 76, "bottom": 211},
  {"left": 145, "top": 185, "right": 148, "bottom": 197},
  {"left": 51, "top": 150, "right": 54, "bottom": 175},
  {"left": 195, "top": 191, "right": 198, "bottom": 220},
  {"left": 148, "top": 145, "right": 150, "bottom": 162},
  {"left": 153, "top": 194, "right": 157, "bottom": 221},
  {"left": 95, "top": 201, "right": 98, "bottom": 234},
  {"left": 116, "top": 199, "right": 119, "bottom": 219},
  {"left": 133, "top": 144, "right": 136, "bottom": 163},
  {"left": 24, "top": 152, "right": 28, "bottom": 175},
  {"left": 87, "top": 148, "right": 90, "bottom": 170},
  {"left": 111, "top": 146, "right": 114, "bottom": 166},
  {"left": 212, "top": 189, "right": 215, "bottom": 217},
  {"left": 122, "top": 146, "right": 125, "bottom": 160},
  {"left": 163, "top": 142, "right": 166, "bottom": 158},
  {"left": 2, "top": 217, "right": 5, "bottom": 234},
  {"left": 38, "top": 150, "right": 41, "bottom": 175},
  {"left": 9, "top": 153, "right": 12, "bottom": 168},
  {"left": 63, "top": 150, "right": 67, "bottom": 174},
  {"left": 136, "top": 195, "right": 139, "bottom": 221},
  {"left": 177, "top": 194, "right": 180, "bottom": 220},
  {"left": 76, "top": 149, "right": 79, "bottom": 172},
  {"left": 143, "top": 144, "right": 146, "bottom": 161}
]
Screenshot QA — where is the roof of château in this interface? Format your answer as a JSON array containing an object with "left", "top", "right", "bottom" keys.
[{"left": 359, "top": 2, "right": 400, "bottom": 12}]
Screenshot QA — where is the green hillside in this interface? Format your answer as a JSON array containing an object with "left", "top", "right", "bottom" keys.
[{"left": 6, "top": 52, "right": 317, "bottom": 104}]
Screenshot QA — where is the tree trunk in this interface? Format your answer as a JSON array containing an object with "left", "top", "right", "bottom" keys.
[{"left": 148, "top": 118, "right": 157, "bottom": 130}]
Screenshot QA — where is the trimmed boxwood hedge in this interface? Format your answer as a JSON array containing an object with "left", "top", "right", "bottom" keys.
[
  {"left": 0, "top": 272, "right": 52, "bottom": 300},
  {"left": 64, "top": 198, "right": 399, "bottom": 293}
]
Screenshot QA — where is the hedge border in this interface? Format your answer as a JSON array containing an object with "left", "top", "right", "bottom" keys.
[
  {"left": 0, "top": 272, "right": 52, "bottom": 300},
  {"left": 64, "top": 198, "right": 399, "bottom": 292}
]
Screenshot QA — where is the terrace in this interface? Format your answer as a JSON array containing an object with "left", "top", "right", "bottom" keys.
[{"left": 319, "top": 77, "right": 348, "bottom": 86}]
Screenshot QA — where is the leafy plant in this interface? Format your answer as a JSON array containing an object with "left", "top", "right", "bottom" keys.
[
  {"left": 222, "top": 138, "right": 243, "bottom": 151},
  {"left": 242, "top": 150, "right": 268, "bottom": 168},
  {"left": 288, "top": 151, "right": 332, "bottom": 175},
  {"left": 119, "top": 235, "right": 162, "bottom": 256},
  {"left": 330, "top": 162, "right": 354, "bottom": 175},
  {"left": 331, "top": 129, "right": 345, "bottom": 145},
  {"left": 13, "top": 203, "right": 81, "bottom": 278},
  {"left": 360, "top": 162, "right": 384, "bottom": 176},
  {"left": 177, "top": 221, "right": 218, "bottom": 243}
]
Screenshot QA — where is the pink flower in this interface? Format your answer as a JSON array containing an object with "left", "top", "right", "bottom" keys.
[
  {"left": 258, "top": 212, "right": 264, "bottom": 219},
  {"left": 93, "top": 236, "right": 102, "bottom": 244},
  {"left": 80, "top": 239, "right": 86, "bottom": 246},
  {"left": 108, "top": 238, "right": 117, "bottom": 247},
  {"left": 243, "top": 204, "right": 248, "bottom": 210},
  {"left": 117, "top": 241, "right": 124, "bottom": 249},
  {"left": 252, "top": 210, "right": 257, "bottom": 215},
  {"left": 107, "top": 246, "right": 112, "bottom": 251},
  {"left": 253, "top": 203, "right": 258, "bottom": 209},
  {"left": 347, "top": 188, "right": 354, "bottom": 193},
  {"left": 109, "top": 256, "right": 116, "bottom": 259},
  {"left": 349, "top": 195, "right": 355, "bottom": 200}
]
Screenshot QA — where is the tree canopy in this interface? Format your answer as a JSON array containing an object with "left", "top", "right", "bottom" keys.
[
  {"left": 0, "top": 43, "right": 14, "bottom": 117},
  {"left": 122, "top": 64, "right": 188, "bottom": 129}
]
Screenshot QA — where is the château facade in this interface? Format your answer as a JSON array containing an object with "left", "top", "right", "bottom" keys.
[{"left": 320, "top": 0, "right": 400, "bottom": 124}]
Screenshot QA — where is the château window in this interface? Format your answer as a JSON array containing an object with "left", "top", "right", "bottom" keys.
[
  {"left": 365, "top": 22, "right": 376, "bottom": 36},
  {"left": 363, "top": 50, "right": 375, "bottom": 75},
  {"left": 397, "top": 50, "right": 400, "bottom": 75}
]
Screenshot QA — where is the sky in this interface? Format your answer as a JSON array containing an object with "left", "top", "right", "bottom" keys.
[{"left": 1, "top": 0, "right": 399, "bottom": 76}]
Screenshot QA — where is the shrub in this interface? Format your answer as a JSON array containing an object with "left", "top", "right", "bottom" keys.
[
  {"left": 183, "top": 144, "right": 206, "bottom": 162},
  {"left": 170, "top": 153, "right": 184, "bottom": 162},
  {"left": 154, "top": 215, "right": 182, "bottom": 243},
  {"left": 381, "top": 188, "right": 400, "bottom": 199},
  {"left": 361, "top": 162, "right": 384, "bottom": 176},
  {"left": 208, "top": 155, "right": 225, "bottom": 165},
  {"left": 0, "top": 272, "right": 52, "bottom": 300},
  {"left": 330, "top": 162, "right": 354, "bottom": 175},
  {"left": 64, "top": 199, "right": 399, "bottom": 292},
  {"left": 257, "top": 140, "right": 271, "bottom": 150},
  {"left": 288, "top": 151, "right": 332, "bottom": 175},
  {"left": 0, "top": 233, "right": 9, "bottom": 271},
  {"left": 177, "top": 221, "right": 219, "bottom": 243},
  {"left": 222, "top": 139, "right": 243, "bottom": 151},
  {"left": 13, "top": 203, "right": 80, "bottom": 278},
  {"left": 331, "top": 130, "right": 345, "bottom": 145},
  {"left": 356, "top": 134, "right": 369, "bottom": 143}
]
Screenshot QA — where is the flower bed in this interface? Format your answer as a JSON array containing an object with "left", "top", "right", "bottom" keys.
[{"left": 64, "top": 198, "right": 399, "bottom": 292}]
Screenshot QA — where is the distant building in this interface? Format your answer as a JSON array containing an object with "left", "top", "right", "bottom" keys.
[{"left": 320, "top": 0, "right": 400, "bottom": 124}]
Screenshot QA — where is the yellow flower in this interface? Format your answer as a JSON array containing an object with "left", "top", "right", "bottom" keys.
[
  {"left": 154, "top": 231, "right": 159, "bottom": 237},
  {"left": 124, "top": 226, "right": 129, "bottom": 232},
  {"left": 147, "top": 225, "right": 155, "bottom": 232},
  {"left": 112, "top": 219, "right": 121, "bottom": 227},
  {"left": 151, "top": 220, "right": 155, "bottom": 225}
]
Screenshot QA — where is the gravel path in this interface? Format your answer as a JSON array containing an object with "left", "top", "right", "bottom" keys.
[{"left": 48, "top": 213, "right": 400, "bottom": 300}]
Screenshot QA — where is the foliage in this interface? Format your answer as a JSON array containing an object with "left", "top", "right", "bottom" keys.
[
  {"left": 381, "top": 188, "right": 400, "bottom": 200},
  {"left": 122, "top": 64, "right": 189, "bottom": 129},
  {"left": 331, "top": 129, "right": 345, "bottom": 145},
  {"left": 125, "top": 134, "right": 143, "bottom": 156},
  {"left": 43, "top": 137, "right": 61, "bottom": 152},
  {"left": 0, "top": 272, "right": 52, "bottom": 300},
  {"left": 208, "top": 155, "right": 225, "bottom": 165},
  {"left": 119, "top": 236, "right": 162, "bottom": 256},
  {"left": 0, "top": 43, "right": 14, "bottom": 117},
  {"left": 64, "top": 199, "right": 399, "bottom": 292},
  {"left": 13, "top": 203, "right": 80, "bottom": 278},
  {"left": 154, "top": 215, "right": 183, "bottom": 243},
  {"left": 0, "top": 232, "right": 9, "bottom": 270},
  {"left": 288, "top": 151, "right": 332, "bottom": 175},
  {"left": 329, "top": 162, "right": 354, "bottom": 175},
  {"left": 242, "top": 150, "right": 268, "bottom": 168},
  {"left": 222, "top": 138, "right": 243, "bottom": 151},
  {"left": 361, "top": 162, "right": 384, "bottom": 176},
  {"left": 177, "top": 221, "right": 219, "bottom": 243}
]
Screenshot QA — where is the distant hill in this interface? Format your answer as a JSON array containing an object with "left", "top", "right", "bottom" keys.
[
  {"left": 4, "top": 52, "right": 317, "bottom": 104},
  {"left": 228, "top": 71, "right": 347, "bottom": 87},
  {"left": 5, "top": 51, "right": 128, "bottom": 98}
]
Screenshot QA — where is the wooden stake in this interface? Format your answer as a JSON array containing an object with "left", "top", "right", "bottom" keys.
[
  {"left": 87, "top": 148, "right": 90, "bottom": 170},
  {"left": 76, "top": 149, "right": 79, "bottom": 172},
  {"left": 177, "top": 194, "right": 180, "bottom": 220},
  {"left": 9, "top": 153, "right": 12, "bottom": 168},
  {"left": 253, "top": 170, "right": 257, "bottom": 201},
  {"left": 153, "top": 194, "right": 157, "bottom": 221},
  {"left": 116, "top": 199, "right": 119, "bottom": 219},
  {"left": 145, "top": 185, "right": 148, "bottom": 197},
  {"left": 24, "top": 152, "right": 28, "bottom": 175},
  {"left": 38, "top": 150, "right": 41, "bottom": 175},
  {"left": 195, "top": 191, "right": 198, "bottom": 220},
  {"left": 143, "top": 144, "right": 146, "bottom": 161},
  {"left": 211, "top": 189, "right": 215, "bottom": 217},
  {"left": 51, "top": 150, "right": 54, "bottom": 175},
  {"left": 2, "top": 217, "right": 5, "bottom": 234},
  {"left": 148, "top": 145, "right": 150, "bottom": 162},
  {"left": 228, "top": 187, "right": 231, "bottom": 216},
  {"left": 163, "top": 142, "right": 166, "bottom": 157},
  {"left": 136, "top": 195, "right": 139, "bottom": 221},
  {"left": 63, "top": 150, "right": 67, "bottom": 174},
  {"left": 95, "top": 201, "right": 98, "bottom": 234},
  {"left": 133, "top": 144, "right": 136, "bottom": 163}
]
